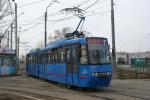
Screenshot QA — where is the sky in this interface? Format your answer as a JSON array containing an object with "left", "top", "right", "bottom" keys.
[{"left": 13, "top": 0, "right": 150, "bottom": 54}]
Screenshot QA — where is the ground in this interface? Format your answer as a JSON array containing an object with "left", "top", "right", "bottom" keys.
[{"left": 0, "top": 76, "right": 150, "bottom": 100}]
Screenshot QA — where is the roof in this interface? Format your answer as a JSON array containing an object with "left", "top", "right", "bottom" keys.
[
  {"left": 40, "top": 37, "right": 86, "bottom": 51},
  {"left": 28, "top": 37, "right": 107, "bottom": 54}
]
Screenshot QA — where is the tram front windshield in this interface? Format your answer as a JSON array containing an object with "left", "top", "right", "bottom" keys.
[{"left": 87, "top": 38, "right": 110, "bottom": 64}]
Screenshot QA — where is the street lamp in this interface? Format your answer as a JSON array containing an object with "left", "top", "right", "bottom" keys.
[{"left": 44, "top": 0, "right": 57, "bottom": 47}]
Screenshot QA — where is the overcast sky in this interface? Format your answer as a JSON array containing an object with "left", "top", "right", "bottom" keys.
[{"left": 15, "top": 0, "right": 150, "bottom": 53}]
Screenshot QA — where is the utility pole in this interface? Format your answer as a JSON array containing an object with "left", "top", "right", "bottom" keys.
[
  {"left": 7, "top": 31, "right": 9, "bottom": 48},
  {"left": 10, "top": 23, "right": 13, "bottom": 49},
  {"left": 17, "top": 37, "right": 20, "bottom": 75},
  {"left": 15, "top": 2, "right": 19, "bottom": 75},
  {"left": 111, "top": 0, "right": 117, "bottom": 77},
  {"left": 44, "top": 11, "right": 47, "bottom": 47},
  {"left": 44, "top": 0, "right": 57, "bottom": 47}
]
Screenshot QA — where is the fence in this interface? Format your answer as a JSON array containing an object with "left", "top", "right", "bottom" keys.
[{"left": 117, "top": 65, "right": 150, "bottom": 79}]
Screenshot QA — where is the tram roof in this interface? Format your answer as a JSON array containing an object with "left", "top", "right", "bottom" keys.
[
  {"left": 28, "top": 37, "right": 107, "bottom": 54},
  {"left": 40, "top": 37, "right": 86, "bottom": 51}
]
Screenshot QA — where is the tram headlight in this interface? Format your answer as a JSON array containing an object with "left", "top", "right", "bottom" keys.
[
  {"left": 106, "top": 72, "right": 111, "bottom": 76},
  {"left": 92, "top": 73, "right": 95, "bottom": 76},
  {"left": 95, "top": 73, "right": 98, "bottom": 76},
  {"left": 92, "top": 72, "right": 111, "bottom": 77}
]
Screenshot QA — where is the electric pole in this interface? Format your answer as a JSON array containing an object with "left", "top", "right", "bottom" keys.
[
  {"left": 7, "top": 31, "right": 9, "bottom": 48},
  {"left": 10, "top": 23, "right": 13, "bottom": 49},
  {"left": 17, "top": 37, "right": 20, "bottom": 75},
  {"left": 111, "top": 0, "right": 117, "bottom": 77},
  {"left": 15, "top": 2, "right": 19, "bottom": 75},
  {"left": 45, "top": 11, "right": 47, "bottom": 47},
  {"left": 44, "top": 0, "right": 57, "bottom": 47}
]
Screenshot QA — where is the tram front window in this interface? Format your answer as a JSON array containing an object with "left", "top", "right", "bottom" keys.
[{"left": 87, "top": 38, "right": 110, "bottom": 64}]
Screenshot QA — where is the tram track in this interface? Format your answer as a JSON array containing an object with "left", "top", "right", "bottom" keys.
[
  {"left": 0, "top": 77, "right": 150, "bottom": 100},
  {"left": 0, "top": 88, "right": 66, "bottom": 100},
  {"left": 0, "top": 85, "right": 147, "bottom": 100}
]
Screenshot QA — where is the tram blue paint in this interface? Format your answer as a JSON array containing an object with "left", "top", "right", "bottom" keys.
[{"left": 26, "top": 37, "right": 112, "bottom": 88}]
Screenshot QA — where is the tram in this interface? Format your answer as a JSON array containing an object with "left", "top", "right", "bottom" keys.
[{"left": 26, "top": 35, "right": 112, "bottom": 88}]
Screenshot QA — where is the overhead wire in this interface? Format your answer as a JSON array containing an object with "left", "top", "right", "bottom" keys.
[
  {"left": 18, "top": 0, "right": 45, "bottom": 8},
  {"left": 84, "top": 0, "right": 100, "bottom": 10},
  {"left": 75, "top": 0, "right": 91, "bottom": 7},
  {"left": 47, "top": 14, "right": 76, "bottom": 22},
  {"left": 87, "top": 3, "right": 110, "bottom": 13},
  {"left": 19, "top": 19, "right": 43, "bottom": 36},
  {"left": 85, "top": 10, "right": 111, "bottom": 17}
]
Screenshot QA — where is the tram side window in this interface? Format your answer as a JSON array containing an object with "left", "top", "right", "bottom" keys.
[
  {"left": 48, "top": 52, "right": 52, "bottom": 64},
  {"left": 39, "top": 55, "right": 42, "bottom": 64},
  {"left": 57, "top": 48, "right": 65, "bottom": 63},
  {"left": 80, "top": 45, "right": 88, "bottom": 64},
  {"left": 66, "top": 48, "right": 71, "bottom": 62},
  {"left": 30, "top": 55, "right": 32, "bottom": 64},
  {"left": 72, "top": 45, "right": 79, "bottom": 73},
  {"left": 61, "top": 47, "right": 65, "bottom": 63},
  {"left": 54, "top": 50, "right": 58, "bottom": 63},
  {"left": 57, "top": 50, "right": 61, "bottom": 63}
]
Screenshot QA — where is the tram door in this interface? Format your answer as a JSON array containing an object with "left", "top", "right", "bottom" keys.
[{"left": 66, "top": 45, "right": 79, "bottom": 85}]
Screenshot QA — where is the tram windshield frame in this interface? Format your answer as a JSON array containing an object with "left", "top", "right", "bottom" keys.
[
  {"left": 87, "top": 38, "right": 111, "bottom": 65},
  {"left": 80, "top": 38, "right": 111, "bottom": 65}
]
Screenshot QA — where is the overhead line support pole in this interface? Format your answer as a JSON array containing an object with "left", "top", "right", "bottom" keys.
[
  {"left": 15, "top": 2, "right": 19, "bottom": 75},
  {"left": 8, "top": 31, "right": 9, "bottom": 48},
  {"left": 10, "top": 23, "right": 13, "bottom": 49},
  {"left": 45, "top": 11, "right": 47, "bottom": 47},
  {"left": 111, "top": 0, "right": 117, "bottom": 77}
]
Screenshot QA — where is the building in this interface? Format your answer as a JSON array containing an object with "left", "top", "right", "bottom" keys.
[{"left": 116, "top": 51, "right": 150, "bottom": 65}]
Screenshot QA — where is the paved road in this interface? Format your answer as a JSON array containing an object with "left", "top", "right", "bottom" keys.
[{"left": 0, "top": 76, "right": 150, "bottom": 100}]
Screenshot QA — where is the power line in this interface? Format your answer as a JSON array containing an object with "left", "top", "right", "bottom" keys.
[
  {"left": 85, "top": 10, "right": 110, "bottom": 17},
  {"left": 19, "top": 20, "right": 43, "bottom": 36},
  {"left": 84, "top": 0, "right": 100, "bottom": 10},
  {"left": 19, "top": 12, "right": 61, "bottom": 24},
  {"left": 87, "top": 3, "right": 110, "bottom": 13},
  {"left": 19, "top": 15, "right": 44, "bottom": 23},
  {"left": 47, "top": 14, "right": 77, "bottom": 22},
  {"left": 18, "top": 0, "right": 45, "bottom": 8},
  {"left": 84, "top": 0, "right": 108, "bottom": 10},
  {"left": 75, "top": 0, "right": 91, "bottom": 7}
]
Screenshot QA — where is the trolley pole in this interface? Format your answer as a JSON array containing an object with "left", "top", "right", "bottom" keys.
[{"left": 111, "top": 0, "right": 117, "bottom": 77}]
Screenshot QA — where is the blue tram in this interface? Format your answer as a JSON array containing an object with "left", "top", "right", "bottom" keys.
[
  {"left": 26, "top": 37, "right": 112, "bottom": 88},
  {"left": 0, "top": 49, "right": 16, "bottom": 76}
]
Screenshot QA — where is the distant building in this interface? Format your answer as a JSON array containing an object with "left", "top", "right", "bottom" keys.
[
  {"left": 116, "top": 52, "right": 128, "bottom": 64},
  {"left": 116, "top": 51, "right": 150, "bottom": 65},
  {"left": 128, "top": 52, "right": 150, "bottom": 65}
]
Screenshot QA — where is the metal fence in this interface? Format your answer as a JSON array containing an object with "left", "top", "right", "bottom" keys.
[{"left": 117, "top": 65, "right": 150, "bottom": 79}]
